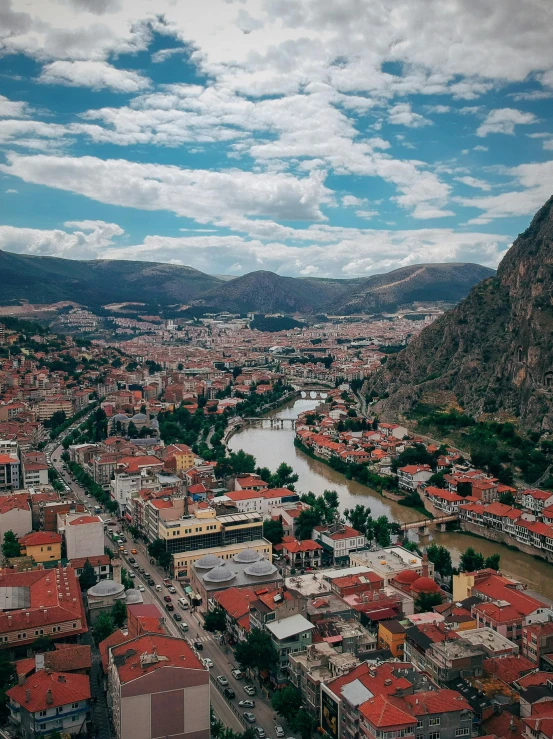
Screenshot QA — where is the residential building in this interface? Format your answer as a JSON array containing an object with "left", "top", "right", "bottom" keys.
[
  {"left": 70, "top": 554, "right": 111, "bottom": 582},
  {"left": 312, "top": 523, "right": 366, "bottom": 564},
  {"left": 107, "top": 634, "right": 209, "bottom": 739},
  {"left": 266, "top": 613, "right": 315, "bottom": 684},
  {"left": 0, "top": 566, "right": 87, "bottom": 652},
  {"left": 522, "top": 620, "right": 553, "bottom": 666},
  {"left": 397, "top": 464, "right": 432, "bottom": 492},
  {"left": 7, "top": 667, "right": 91, "bottom": 738},
  {"left": 276, "top": 536, "right": 323, "bottom": 570},
  {"left": 426, "top": 638, "right": 485, "bottom": 685},
  {"left": 59, "top": 513, "right": 104, "bottom": 561},
  {"left": 0, "top": 448, "right": 21, "bottom": 491},
  {"left": 19, "top": 531, "right": 62, "bottom": 563},
  {"left": 0, "top": 492, "right": 32, "bottom": 539},
  {"left": 378, "top": 619, "right": 406, "bottom": 658},
  {"left": 221, "top": 488, "right": 299, "bottom": 516}
]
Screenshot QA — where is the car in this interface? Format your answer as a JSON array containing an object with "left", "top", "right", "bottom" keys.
[
  {"left": 143, "top": 572, "right": 151, "bottom": 579},
  {"left": 202, "top": 657, "right": 213, "bottom": 668},
  {"left": 275, "top": 727, "right": 285, "bottom": 738},
  {"left": 173, "top": 613, "right": 182, "bottom": 621},
  {"left": 238, "top": 700, "right": 255, "bottom": 708},
  {"left": 139, "top": 567, "right": 145, "bottom": 573},
  {"left": 128, "top": 557, "right": 136, "bottom": 564},
  {"left": 131, "top": 549, "right": 137, "bottom": 554},
  {"left": 163, "top": 578, "right": 171, "bottom": 587},
  {"left": 163, "top": 595, "right": 172, "bottom": 603},
  {"left": 147, "top": 579, "right": 155, "bottom": 586},
  {"left": 223, "top": 688, "right": 235, "bottom": 700},
  {"left": 243, "top": 713, "right": 256, "bottom": 724},
  {"left": 231, "top": 668, "right": 243, "bottom": 680},
  {"left": 194, "top": 641, "right": 203, "bottom": 651},
  {"left": 243, "top": 685, "right": 256, "bottom": 696},
  {"left": 107, "top": 521, "right": 116, "bottom": 527},
  {"left": 165, "top": 603, "right": 174, "bottom": 611},
  {"left": 254, "top": 729, "right": 265, "bottom": 738},
  {"left": 122, "top": 549, "right": 128, "bottom": 555},
  {"left": 138, "top": 585, "right": 145, "bottom": 592},
  {"left": 180, "top": 622, "right": 189, "bottom": 633},
  {"left": 119, "top": 536, "right": 126, "bottom": 543},
  {"left": 168, "top": 586, "right": 176, "bottom": 593},
  {"left": 129, "top": 573, "right": 136, "bottom": 579},
  {"left": 216, "top": 675, "right": 229, "bottom": 686},
  {"left": 119, "top": 546, "right": 124, "bottom": 551},
  {"left": 132, "top": 561, "right": 140, "bottom": 568}
]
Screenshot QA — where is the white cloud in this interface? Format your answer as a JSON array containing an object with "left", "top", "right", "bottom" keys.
[
  {"left": 473, "top": 145, "right": 488, "bottom": 151},
  {"left": 0, "top": 95, "right": 31, "bottom": 118},
  {"left": 455, "top": 176, "right": 492, "bottom": 191},
  {"left": 5, "top": 189, "right": 18, "bottom": 194},
  {"left": 476, "top": 108, "right": 537, "bottom": 137},
  {"left": 543, "top": 140, "right": 553, "bottom": 151},
  {"left": 39, "top": 61, "right": 151, "bottom": 92},
  {"left": 355, "top": 210, "right": 379, "bottom": 219},
  {"left": 0, "top": 220, "right": 123, "bottom": 259},
  {"left": 388, "top": 103, "right": 432, "bottom": 128},
  {"left": 0, "top": 153, "right": 331, "bottom": 230}
]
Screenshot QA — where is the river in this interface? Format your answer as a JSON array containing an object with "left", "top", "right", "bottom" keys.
[{"left": 228, "top": 397, "right": 553, "bottom": 601}]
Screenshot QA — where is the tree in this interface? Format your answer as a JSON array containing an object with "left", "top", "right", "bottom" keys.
[
  {"left": 148, "top": 539, "right": 166, "bottom": 560},
  {"left": 112, "top": 599, "right": 127, "bottom": 629},
  {"left": 485, "top": 553, "right": 501, "bottom": 571},
  {"left": 374, "top": 516, "right": 392, "bottom": 547},
  {"left": 459, "top": 547, "right": 485, "bottom": 572},
  {"left": 270, "top": 462, "right": 299, "bottom": 490},
  {"left": 499, "top": 491, "right": 516, "bottom": 506},
  {"left": 93, "top": 611, "right": 115, "bottom": 644},
  {"left": 158, "top": 551, "right": 173, "bottom": 571},
  {"left": 228, "top": 449, "right": 256, "bottom": 474},
  {"left": 235, "top": 629, "right": 278, "bottom": 674},
  {"left": 293, "top": 711, "right": 317, "bottom": 739},
  {"left": 2, "top": 530, "right": 20, "bottom": 558},
  {"left": 31, "top": 635, "right": 53, "bottom": 653},
  {"left": 263, "top": 518, "right": 284, "bottom": 545},
  {"left": 0, "top": 656, "right": 16, "bottom": 722},
  {"left": 272, "top": 686, "right": 303, "bottom": 722},
  {"left": 78, "top": 559, "right": 98, "bottom": 590},
  {"left": 344, "top": 504, "right": 372, "bottom": 536},
  {"left": 426, "top": 544, "right": 452, "bottom": 578},
  {"left": 415, "top": 591, "right": 443, "bottom": 613},
  {"left": 204, "top": 608, "right": 227, "bottom": 633},
  {"left": 127, "top": 421, "right": 138, "bottom": 438},
  {"left": 392, "top": 443, "right": 435, "bottom": 472},
  {"left": 295, "top": 508, "right": 322, "bottom": 540}
]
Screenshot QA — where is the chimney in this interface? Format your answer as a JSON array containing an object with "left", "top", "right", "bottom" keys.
[
  {"left": 18, "top": 674, "right": 26, "bottom": 686},
  {"left": 35, "top": 654, "right": 45, "bottom": 672},
  {"left": 46, "top": 689, "right": 53, "bottom": 705},
  {"left": 422, "top": 551, "right": 429, "bottom": 578},
  {"left": 25, "top": 689, "right": 30, "bottom": 703}
]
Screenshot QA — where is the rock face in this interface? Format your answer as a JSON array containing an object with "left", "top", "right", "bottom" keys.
[{"left": 369, "top": 196, "right": 553, "bottom": 430}]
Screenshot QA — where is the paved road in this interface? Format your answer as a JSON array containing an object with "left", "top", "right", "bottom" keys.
[{"left": 49, "top": 441, "right": 292, "bottom": 738}]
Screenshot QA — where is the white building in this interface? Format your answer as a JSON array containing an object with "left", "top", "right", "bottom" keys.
[
  {"left": 397, "top": 464, "right": 432, "bottom": 492},
  {"left": 0, "top": 493, "right": 32, "bottom": 539},
  {"left": 58, "top": 512, "right": 104, "bottom": 560},
  {"left": 312, "top": 524, "right": 366, "bottom": 564}
]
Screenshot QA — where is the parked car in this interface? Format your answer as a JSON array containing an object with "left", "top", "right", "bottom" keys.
[
  {"left": 275, "top": 727, "right": 285, "bottom": 738},
  {"left": 173, "top": 613, "right": 182, "bottom": 621},
  {"left": 129, "top": 573, "right": 136, "bottom": 579},
  {"left": 168, "top": 586, "right": 176, "bottom": 593},
  {"left": 238, "top": 700, "right": 255, "bottom": 708},
  {"left": 202, "top": 658, "right": 213, "bottom": 668},
  {"left": 243, "top": 713, "right": 256, "bottom": 724},
  {"left": 165, "top": 603, "right": 174, "bottom": 611},
  {"left": 254, "top": 729, "right": 266, "bottom": 738},
  {"left": 243, "top": 685, "right": 256, "bottom": 696},
  {"left": 223, "top": 688, "right": 235, "bottom": 700},
  {"left": 231, "top": 668, "right": 243, "bottom": 679},
  {"left": 128, "top": 557, "right": 136, "bottom": 564},
  {"left": 216, "top": 675, "right": 229, "bottom": 686},
  {"left": 138, "top": 585, "right": 145, "bottom": 592}
]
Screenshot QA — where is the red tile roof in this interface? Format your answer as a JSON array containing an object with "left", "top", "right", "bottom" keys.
[
  {"left": 483, "top": 655, "right": 535, "bottom": 684},
  {"left": 68, "top": 515, "right": 101, "bottom": 526},
  {"left": 403, "top": 689, "right": 471, "bottom": 715},
  {"left": 213, "top": 586, "right": 257, "bottom": 619},
  {"left": 111, "top": 634, "right": 205, "bottom": 683},
  {"left": 98, "top": 629, "right": 127, "bottom": 672},
  {"left": 69, "top": 554, "right": 110, "bottom": 569},
  {"left": 359, "top": 695, "right": 416, "bottom": 728},
  {"left": 19, "top": 531, "right": 62, "bottom": 546},
  {"left": 7, "top": 669, "right": 90, "bottom": 712}
]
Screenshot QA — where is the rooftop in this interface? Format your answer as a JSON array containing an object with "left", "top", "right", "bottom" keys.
[
  {"left": 110, "top": 634, "right": 205, "bottom": 683},
  {"left": 267, "top": 613, "right": 315, "bottom": 640}
]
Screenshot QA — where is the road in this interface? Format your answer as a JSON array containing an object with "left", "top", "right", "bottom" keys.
[{"left": 48, "top": 437, "right": 290, "bottom": 739}]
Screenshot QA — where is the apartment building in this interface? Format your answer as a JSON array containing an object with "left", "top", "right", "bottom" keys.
[
  {"left": 0, "top": 448, "right": 21, "bottom": 491},
  {"left": 0, "top": 492, "right": 32, "bottom": 539},
  {"left": 58, "top": 513, "right": 104, "bottom": 561},
  {"left": 19, "top": 531, "right": 62, "bottom": 563},
  {"left": 266, "top": 613, "right": 315, "bottom": 685}
]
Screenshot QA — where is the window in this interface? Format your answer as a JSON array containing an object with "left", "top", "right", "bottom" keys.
[
  {"left": 429, "top": 718, "right": 440, "bottom": 726},
  {"left": 429, "top": 733, "right": 440, "bottom": 739},
  {"left": 416, "top": 720, "right": 423, "bottom": 729},
  {"left": 455, "top": 730, "right": 469, "bottom": 738},
  {"left": 72, "top": 703, "right": 79, "bottom": 709},
  {"left": 39, "top": 711, "right": 47, "bottom": 717}
]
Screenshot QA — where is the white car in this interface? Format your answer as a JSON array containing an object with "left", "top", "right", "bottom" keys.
[
  {"left": 202, "top": 658, "right": 214, "bottom": 669},
  {"left": 216, "top": 675, "right": 229, "bottom": 686},
  {"left": 138, "top": 585, "right": 145, "bottom": 592},
  {"left": 275, "top": 728, "right": 285, "bottom": 738},
  {"left": 231, "top": 668, "right": 243, "bottom": 679}
]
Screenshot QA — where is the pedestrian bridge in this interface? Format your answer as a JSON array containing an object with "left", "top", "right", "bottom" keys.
[{"left": 400, "top": 514, "right": 458, "bottom": 534}]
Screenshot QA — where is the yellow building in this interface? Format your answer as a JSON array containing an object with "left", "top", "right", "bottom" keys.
[
  {"left": 163, "top": 444, "right": 196, "bottom": 473},
  {"left": 453, "top": 572, "right": 476, "bottom": 602},
  {"left": 378, "top": 620, "right": 406, "bottom": 658},
  {"left": 19, "top": 531, "right": 62, "bottom": 563}
]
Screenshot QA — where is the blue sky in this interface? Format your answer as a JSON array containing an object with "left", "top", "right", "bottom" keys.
[{"left": 0, "top": 0, "right": 552, "bottom": 278}]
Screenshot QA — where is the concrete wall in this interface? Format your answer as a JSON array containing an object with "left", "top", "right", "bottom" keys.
[
  {"left": 460, "top": 521, "right": 553, "bottom": 564},
  {"left": 66, "top": 519, "right": 104, "bottom": 560},
  {"left": 0, "top": 506, "right": 32, "bottom": 539}
]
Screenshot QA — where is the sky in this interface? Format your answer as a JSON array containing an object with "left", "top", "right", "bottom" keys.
[{"left": 0, "top": 0, "right": 552, "bottom": 279}]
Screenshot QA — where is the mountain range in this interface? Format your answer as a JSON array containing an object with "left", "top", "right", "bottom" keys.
[
  {"left": 0, "top": 249, "right": 494, "bottom": 315},
  {"left": 368, "top": 195, "right": 553, "bottom": 430}
]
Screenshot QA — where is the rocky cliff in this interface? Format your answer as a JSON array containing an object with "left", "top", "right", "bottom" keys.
[{"left": 368, "top": 196, "right": 553, "bottom": 430}]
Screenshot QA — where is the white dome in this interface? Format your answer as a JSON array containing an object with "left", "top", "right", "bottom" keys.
[
  {"left": 195, "top": 554, "right": 225, "bottom": 569},
  {"left": 233, "top": 549, "right": 262, "bottom": 563},
  {"left": 88, "top": 579, "right": 125, "bottom": 597},
  {"left": 244, "top": 559, "right": 277, "bottom": 577},
  {"left": 204, "top": 563, "right": 236, "bottom": 583}
]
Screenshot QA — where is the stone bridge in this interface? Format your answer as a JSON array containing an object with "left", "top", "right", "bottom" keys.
[
  {"left": 243, "top": 417, "right": 297, "bottom": 428},
  {"left": 400, "top": 514, "right": 458, "bottom": 535}
]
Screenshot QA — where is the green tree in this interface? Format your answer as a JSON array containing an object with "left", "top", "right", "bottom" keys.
[
  {"left": 292, "top": 711, "right": 317, "bottom": 739},
  {"left": 271, "top": 463, "right": 299, "bottom": 490},
  {"left": 499, "top": 491, "right": 516, "bottom": 506},
  {"left": 485, "top": 553, "right": 501, "bottom": 570},
  {"left": 158, "top": 551, "right": 173, "bottom": 571},
  {"left": 295, "top": 508, "right": 322, "bottom": 540},
  {"left": 271, "top": 686, "right": 302, "bottom": 722},
  {"left": 148, "top": 539, "right": 166, "bottom": 560},
  {"left": 263, "top": 518, "right": 284, "bottom": 545},
  {"left": 426, "top": 544, "right": 452, "bottom": 578},
  {"left": 344, "top": 504, "right": 372, "bottom": 536},
  {"left": 78, "top": 558, "right": 98, "bottom": 590},
  {"left": 235, "top": 629, "right": 278, "bottom": 674},
  {"left": 204, "top": 608, "right": 226, "bottom": 632},
  {"left": 2, "top": 530, "right": 20, "bottom": 558},
  {"left": 0, "top": 657, "right": 16, "bottom": 722},
  {"left": 127, "top": 421, "right": 138, "bottom": 438},
  {"left": 415, "top": 591, "right": 443, "bottom": 613},
  {"left": 459, "top": 547, "right": 485, "bottom": 572},
  {"left": 112, "top": 599, "right": 127, "bottom": 629},
  {"left": 93, "top": 611, "right": 115, "bottom": 644},
  {"left": 374, "top": 516, "right": 392, "bottom": 547},
  {"left": 228, "top": 449, "right": 256, "bottom": 474},
  {"left": 392, "top": 443, "right": 435, "bottom": 472},
  {"left": 31, "top": 635, "right": 53, "bottom": 653}
]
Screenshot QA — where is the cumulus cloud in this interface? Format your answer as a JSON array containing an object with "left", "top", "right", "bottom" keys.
[
  {"left": 476, "top": 108, "right": 537, "bottom": 137},
  {"left": 0, "top": 95, "right": 32, "bottom": 119},
  {"left": 455, "top": 176, "right": 492, "bottom": 191},
  {"left": 39, "top": 61, "right": 151, "bottom": 92},
  {"left": 388, "top": 103, "right": 432, "bottom": 128},
  {"left": 0, "top": 220, "right": 123, "bottom": 259}
]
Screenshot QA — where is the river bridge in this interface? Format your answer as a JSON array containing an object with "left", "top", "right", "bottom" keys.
[
  {"left": 400, "top": 514, "right": 458, "bottom": 535},
  {"left": 243, "top": 417, "right": 297, "bottom": 428},
  {"left": 290, "top": 382, "right": 334, "bottom": 399}
]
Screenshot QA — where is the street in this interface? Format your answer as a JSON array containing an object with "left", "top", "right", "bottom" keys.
[{"left": 48, "top": 437, "right": 292, "bottom": 739}]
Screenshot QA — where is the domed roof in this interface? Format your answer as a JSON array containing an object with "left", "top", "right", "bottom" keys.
[
  {"left": 204, "top": 563, "right": 236, "bottom": 583},
  {"left": 410, "top": 576, "right": 441, "bottom": 594},
  {"left": 87, "top": 579, "right": 125, "bottom": 597},
  {"left": 125, "top": 589, "right": 144, "bottom": 604},
  {"left": 394, "top": 569, "right": 420, "bottom": 585},
  {"left": 132, "top": 413, "right": 147, "bottom": 421},
  {"left": 195, "top": 554, "right": 225, "bottom": 569},
  {"left": 112, "top": 413, "right": 130, "bottom": 422},
  {"left": 233, "top": 549, "right": 262, "bottom": 563},
  {"left": 244, "top": 559, "right": 277, "bottom": 577}
]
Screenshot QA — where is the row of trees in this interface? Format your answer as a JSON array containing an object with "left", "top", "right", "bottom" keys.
[
  {"left": 66, "top": 459, "right": 118, "bottom": 514},
  {"left": 343, "top": 504, "right": 402, "bottom": 548}
]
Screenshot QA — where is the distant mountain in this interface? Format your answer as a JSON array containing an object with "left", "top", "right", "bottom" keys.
[
  {"left": 0, "top": 250, "right": 222, "bottom": 306},
  {"left": 0, "top": 249, "right": 494, "bottom": 315},
  {"left": 326, "top": 263, "right": 495, "bottom": 315},
  {"left": 367, "top": 196, "right": 553, "bottom": 430},
  {"left": 196, "top": 264, "right": 494, "bottom": 315}
]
